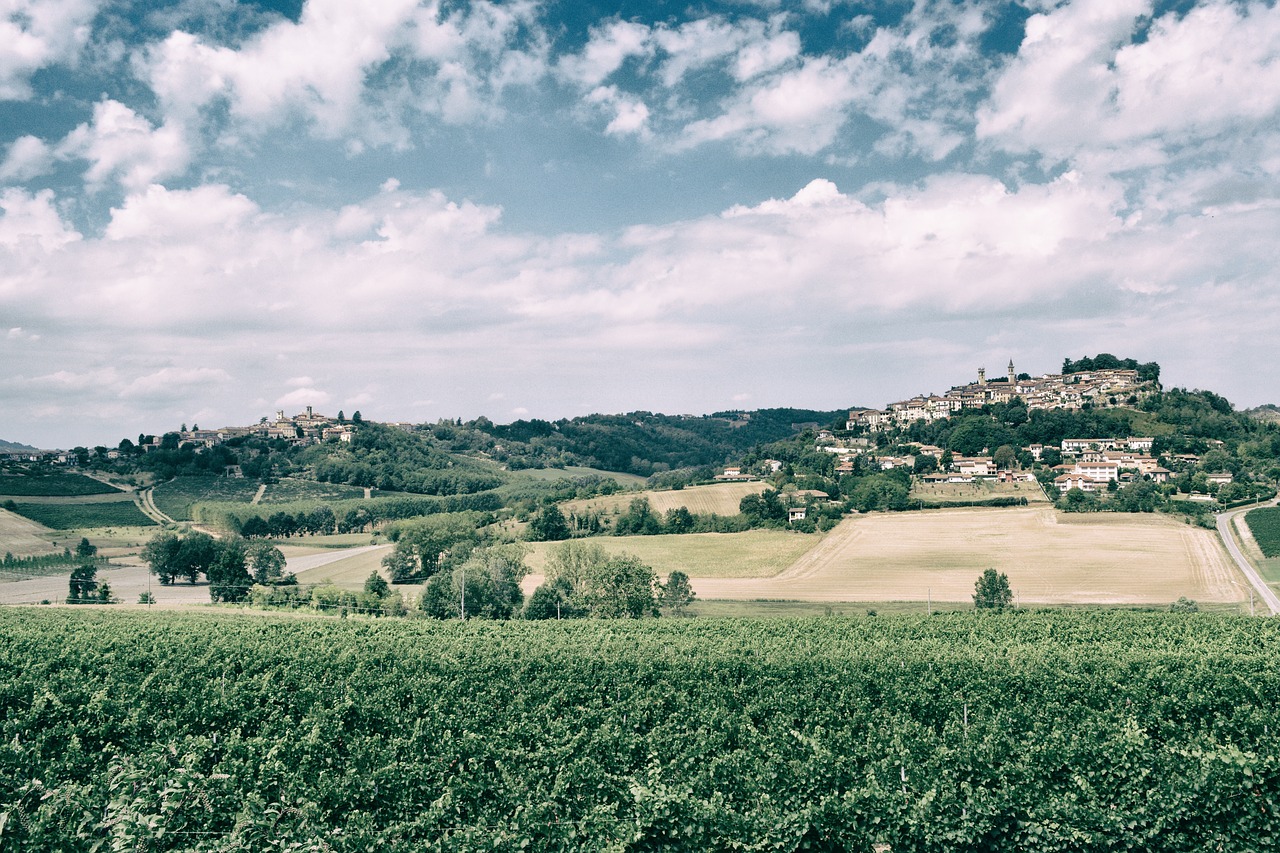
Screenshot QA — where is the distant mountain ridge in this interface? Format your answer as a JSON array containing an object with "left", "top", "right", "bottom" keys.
[{"left": 0, "top": 438, "right": 40, "bottom": 453}]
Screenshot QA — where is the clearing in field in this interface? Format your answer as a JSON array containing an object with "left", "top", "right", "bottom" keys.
[
  {"left": 560, "top": 481, "right": 769, "bottom": 519},
  {"left": 909, "top": 479, "right": 1049, "bottom": 504},
  {"left": 691, "top": 506, "right": 1244, "bottom": 606}
]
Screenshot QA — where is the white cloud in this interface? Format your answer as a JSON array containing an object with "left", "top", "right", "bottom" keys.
[
  {"left": 979, "top": 0, "right": 1280, "bottom": 169},
  {"left": 559, "top": 19, "right": 651, "bottom": 87},
  {"left": 0, "top": 188, "right": 81, "bottom": 252},
  {"left": 731, "top": 25, "right": 799, "bottom": 81},
  {"left": 680, "top": 57, "right": 858, "bottom": 155},
  {"left": 586, "top": 85, "right": 651, "bottom": 138},
  {"left": 58, "top": 99, "right": 190, "bottom": 192},
  {"left": 0, "top": 0, "right": 99, "bottom": 100},
  {"left": 104, "top": 183, "right": 257, "bottom": 240},
  {"left": 120, "top": 367, "right": 232, "bottom": 400},
  {"left": 276, "top": 387, "right": 331, "bottom": 408},
  {"left": 0, "top": 135, "right": 53, "bottom": 182}
]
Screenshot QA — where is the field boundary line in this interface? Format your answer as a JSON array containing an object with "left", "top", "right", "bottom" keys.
[{"left": 1217, "top": 502, "right": 1280, "bottom": 615}]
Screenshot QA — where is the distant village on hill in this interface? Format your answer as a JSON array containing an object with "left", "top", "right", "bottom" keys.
[{"left": 849, "top": 358, "right": 1160, "bottom": 430}]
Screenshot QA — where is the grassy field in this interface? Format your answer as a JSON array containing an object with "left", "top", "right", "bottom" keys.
[
  {"left": 909, "top": 479, "right": 1050, "bottom": 504},
  {"left": 152, "top": 476, "right": 261, "bottom": 521},
  {"left": 10, "top": 501, "right": 157, "bottom": 530},
  {"left": 524, "top": 528, "right": 822, "bottom": 580},
  {"left": 508, "top": 466, "right": 649, "bottom": 486},
  {"left": 560, "top": 481, "right": 769, "bottom": 518},
  {"left": 266, "top": 533, "right": 384, "bottom": 549},
  {"left": 288, "top": 545, "right": 394, "bottom": 588},
  {"left": 0, "top": 471, "right": 122, "bottom": 497},
  {"left": 688, "top": 506, "right": 1243, "bottom": 605},
  {"left": 260, "top": 478, "right": 367, "bottom": 503}
]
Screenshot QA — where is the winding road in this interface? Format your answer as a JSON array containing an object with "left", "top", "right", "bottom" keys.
[{"left": 1216, "top": 503, "right": 1280, "bottom": 615}]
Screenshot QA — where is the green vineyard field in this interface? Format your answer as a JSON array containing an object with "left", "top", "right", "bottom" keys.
[
  {"left": 9, "top": 501, "right": 156, "bottom": 529},
  {"left": 1246, "top": 507, "right": 1280, "bottom": 557},
  {"left": 2, "top": 610, "right": 1279, "bottom": 850}
]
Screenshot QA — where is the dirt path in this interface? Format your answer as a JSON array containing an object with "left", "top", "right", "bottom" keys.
[
  {"left": 134, "top": 487, "right": 175, "bottom": 525},
  {"left": 1217, "top": 503, "right": 1280, "bottom": 615},
  {"left": 251, "top": 484, "right": 267, "bottom": 505}
]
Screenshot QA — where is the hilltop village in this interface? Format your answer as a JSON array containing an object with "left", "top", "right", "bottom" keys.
[{"left": 777, "top": 358, "right": 1244, "bottom": 504}]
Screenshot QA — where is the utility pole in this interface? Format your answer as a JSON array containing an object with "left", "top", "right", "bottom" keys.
[{"left": 927, "top": 588, "right": 931, "bottom": 616}]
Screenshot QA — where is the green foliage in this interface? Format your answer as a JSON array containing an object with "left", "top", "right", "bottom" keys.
[
  {"left": 6, "top": 610, "right": 1280, "bottom": 849},
  {"left": 1247, "top": 507, "right": 1280, "bottom": 557},
  {"left": 419, "top": 544, "right": 527, "bottom": 619},
  {"left": 363, "top": 570, "right": 390, "bottom": 598},
  {"left": 1169, "top": 596, "right": 1200, "bottom": 613},
  {"left": 973, "top": 568, "right": 1013, "bottom": 610},
  {"left": 8, "top": 501, "right": 156, "bottom": 529},
  {"left": 1062, "top": 353, "right": 1160, "bottom": 382},
  {"left": 526, "top": 504, "right": 571, "bottom": 541},
  {"left": 539, "top": 540, "right": 658, "bottom": 618},
  {"left": 659, "top": 570, "right": 696, "bottom": 616}
]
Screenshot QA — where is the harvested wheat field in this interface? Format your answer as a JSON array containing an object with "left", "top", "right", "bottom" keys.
[
  {"left": 691, "top": 506, "right": 1245, "bottom": 605},
  {"left": 559, "top": 481, "right": 769, "bottom": 519},
  {"left": 0, "top": 508, "right": 57, "bottom": 558}
]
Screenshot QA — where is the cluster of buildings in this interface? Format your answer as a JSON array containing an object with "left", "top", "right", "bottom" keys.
[
  {"left": 161, "top": 406, "right": 357, "bottom": 450},
  {"left": 848, "top": 361, "right": 1155, "bottom": 430}
]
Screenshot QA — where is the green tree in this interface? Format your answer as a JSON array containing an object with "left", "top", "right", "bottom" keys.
[
  {"left": 587, "top": 554, "right": 658, "bottom": 618},
  {"left": 207, "top": 539, "right": 250, "bottom": 603},
  {"left": 247, "top": 541, "right": 288, "bottom": 585},
  {"left": 141, "top": 531, "right": 182, "bottom": 585},
  {"left": 524, "top": 576, "right": 583, "bottom": 619},
  {"left": 419, "top": 544, "right": 527, "bottom": 619},
  {"left": 659, "top": 570, "right": 696, "bottom": 616},
  {"left": 382, "top": 545, "right": 420, "bottom": 583},
  {"left": 993, "top": 444, "right": 1018, "bottom": 470},
  {"left": 973, "top": 568, "right": 1013, "bottom": 610},
  {"left": 364, "top": 570, "right": 390, "bottom": 598},
  {"left": 527, "top": 505, "right": 572, "bottom": 541},
  {"left": 664, "top": 506, "right": 695, "bottom": 534},
  {"left": 177, "top": 531, "right": 219, "bottom": 584},
  {"left": 68, "top": 563, "right": 98, "bottom": 602},
  {"left": 75, "top": 537, "right": 97, "bottom": 559}
]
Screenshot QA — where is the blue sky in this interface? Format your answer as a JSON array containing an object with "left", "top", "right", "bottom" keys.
[{"left": 2, "top": 0, "right": 1279, "bottom": 448}]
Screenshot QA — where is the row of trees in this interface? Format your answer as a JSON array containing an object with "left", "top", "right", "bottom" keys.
[{"left": 140, "top": 531, "right": 290, "bottom": 602}]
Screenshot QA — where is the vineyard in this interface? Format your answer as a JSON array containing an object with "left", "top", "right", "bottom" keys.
[
  {"left": 0, "top": 472, "right": 120, "bottom": 497},
  {"left": 2, "top": 609, "right": 1279, "bottom": 850},
  {"left": 1246, "top": 507, "right": 1280, "bottom": 557},
  {"left": 7, "top": 501, "right": 156, "bottom": 530}
]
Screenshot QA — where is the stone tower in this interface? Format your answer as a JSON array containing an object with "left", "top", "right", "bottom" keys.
[
  {"left": 978, "top": 367, "right": 986, "bottom": 386},
  {"left": 1008, "top": 360, "right": 1016, "bottom": 384}
]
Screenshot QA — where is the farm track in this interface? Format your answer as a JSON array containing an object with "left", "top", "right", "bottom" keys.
[
  {"left": 135, "top": 487, "right": 175, "bottom": 525},
  {"left": 251, "top": 484, "right": 267, "bottom": 505}
]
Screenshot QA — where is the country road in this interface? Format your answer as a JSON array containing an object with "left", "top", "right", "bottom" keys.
[{"left": 1216, "top": 503, "right": 1280, "bottom": 615}]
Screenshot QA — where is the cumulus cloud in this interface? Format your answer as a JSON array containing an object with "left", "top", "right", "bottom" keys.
[
  {"left": 0, "top": 135, "right": 54, "bottom": 182},
  {"left": 0, "top": 0, "right": 99, "bottom": 100},
  {"left": 558, "top": 19, "right": 651, "bottom": 87},
  {"left": 979, "top": 0, "right": 1280, "bottom": 171},
  {"left": 586, "top": 86, "right": 651, "bottom": 138},
  {"left": 58, "top": 99, "right": 190, "bottom": 192},
  {"left": 679, "top": 57, "right": 859, "bottom": 155}
]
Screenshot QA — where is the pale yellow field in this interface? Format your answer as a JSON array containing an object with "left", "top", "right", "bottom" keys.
[
  {"left": 560, "top": 481, "right": 769, "bottom": 518},
  {"left": 0, "top": 508, "right": 57, "bottom": 558},
  {"left": 691, "top": 506, "right": 1244, "bottom": 605},
  {"left": 523, "top": 529, "right": 822, "bottom": 582}
]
